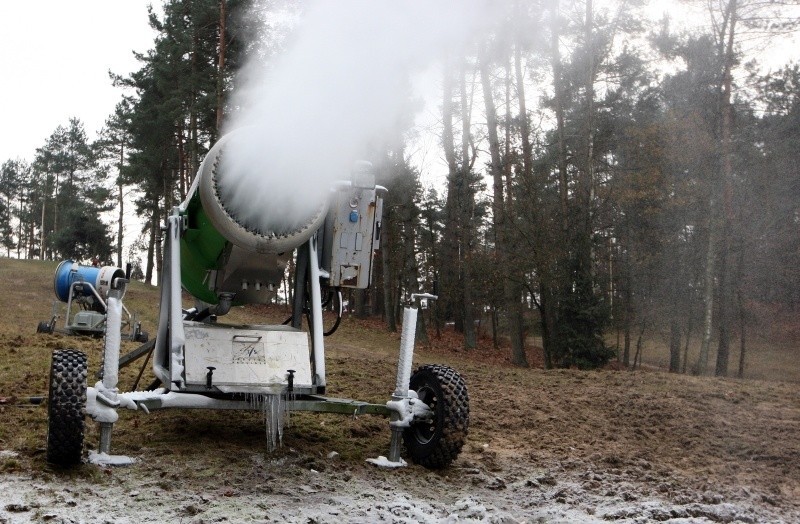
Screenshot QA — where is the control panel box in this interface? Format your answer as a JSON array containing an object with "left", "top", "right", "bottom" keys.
[{"left": 322, "top": 165, "right": 383, "bottom": 289}]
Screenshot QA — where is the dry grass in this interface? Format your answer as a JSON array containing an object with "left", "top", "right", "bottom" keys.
[
  {"left": 610, "top": 325, "right": 800, "bottom": 383},
  {"left": 1, "top": 257, "right": 799, "bottom": 521}
]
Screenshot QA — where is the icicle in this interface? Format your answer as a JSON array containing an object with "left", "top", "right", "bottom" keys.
[
  {"left": 263, "top": 394, "right": 285, "bottom": 452},
  {"left": 284, "top": 388, "right": 296, "bottom": 429}
]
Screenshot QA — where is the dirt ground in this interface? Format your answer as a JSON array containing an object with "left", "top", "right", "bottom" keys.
[
  {"left": 1, "top": 259, "right": 799, "bottom": 523},
  {"left": 2, "top": 338, "right": 799, "bottom": 523}
]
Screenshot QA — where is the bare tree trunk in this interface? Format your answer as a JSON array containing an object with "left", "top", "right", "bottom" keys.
[
  {"left": 441, "top": 56, "right": 463, "bottom": 334},
  {"left": 737, "top": 294, "right": 746, "bottom": 379},
  {"left": 539, "top": 279, "right": 556, "bottom": 369},
  {"left": 544, "top": 0, "right": 569, "bottom": 364},
  {"left": 216, "top": 0, "right": 227, "bottom": 134},
  {"left": 355, "top": 289, "right": 368, "bottom": 319},
  {"left": 736, "top": 239, "right": 746, "bottom": 378},
  {"left": 286, "top": 253, "right": 298, "bottom": 309},
  {"left": 669, "top": 319, "right": 681, "bottom": 372},
  {"left": 381, "top": 246, "right": 396, "bottom": 332},
  {"left": 491, "top": 308, "right": 499, "bottom": 348},
  {"left": 117, "top": 183, "right": 124, "bottom": 268},
  {"left": 26, "top": 190, "right": 35, "bottom": 258},
  {"left": 715, "top": 236, "right": 731, "bottom": 376},
  {"left": 460, "top": 60, "right": 477, "bottom": 350},
  {"left": 551, "top": 0, "right": 569, "bottom": 225},
  {"left": 402, "top": 175, "right": 429, "bottom": 344},
  {"left": 16, "top": 197, "right": 22, "bottom": 259},
  {"left": 422, "top": 199, "right": 441, "bottom": 338},
  {"left": 697, "top": 217, "right": 716, "bottom": 375},
  {"left": 682, "top": 311, "right": 693, "bottom": 374},
  {"left": 52, "top": 173, "right": 59, "bottom": 256},
  {"left": 190, "top": 22, "right": 200, "bottom": 179},
  {"left": 177, "top": 123, "right": 187, "bottom": 201},
  {"left": 155, "top": 206, "right": 165, "bottom": 284},
  {"left": 510, "top": 39, "right": 534, "bottom": 365},
  {"left": 481, "top": 51, "right": 526, "bottom": 366},
  {"left": 503, "top": 57, "right": 514, "bottom": 216},
  {"left": 400, "top": 201, "right": 428, "bottom": 345},
  {"left": 378, "top": 193, "right": 398, "bottom": 333},
  {"left": 39, "top": 192, "right": 46, "bottom": 260},
  {"left": 633, "top": 324, "right": 646, "bottom": 370},
  {"left": 715, "top": 0, "right": 738, "bottom": 377},
  {"left": 116, "top": 144, "right": 125, "bottom": 268},
  {"left": 623, "top": 237, "right": 633, "bottom": 367},
  {"left": 145, "top": 209, "right": 156, "bottom": 285},
  {"left": 580, "top": 0, "right": 595, "bottom": 245}
]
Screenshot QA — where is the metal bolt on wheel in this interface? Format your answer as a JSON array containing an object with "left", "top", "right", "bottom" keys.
[
  {"left": 403, "top": 364, "right": 469, "bottom": 469},
  {"left": 46, "top": 349, "right": 88, "bottom": 466}
]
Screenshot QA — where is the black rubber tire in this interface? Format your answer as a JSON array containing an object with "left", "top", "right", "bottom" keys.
[
  {"left": 46, "top": 349, "right": 88, "bottom": 466},
  {"left": 403, "top": 364, "right": 469, "bottom": 469},
  {"left": 135, "top": 330, "right": 149, "bottom": 343},
  {"left": 37, "top": 321, "right": 51, "bottom": 334}
]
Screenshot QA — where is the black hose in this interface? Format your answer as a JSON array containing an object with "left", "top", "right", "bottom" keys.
[
  {"left": 291, "top": 248, "right": 310, "bottom": 329},
  {"left": 192, "top": 308, "right": 213, "bottom": 323},
  {"left": 131, "top": 344, "right": 155, "bottom": 391},
  {"left": 323, "top": 288, "right": 343, "bottom": 337}
]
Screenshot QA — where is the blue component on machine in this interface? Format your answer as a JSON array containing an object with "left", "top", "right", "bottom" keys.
[
  {"left": 53, "top": 260, "right": 125, "bottom": 302},
  {"left": 349, "top": 210, "right": 359, "bottom": 223}
]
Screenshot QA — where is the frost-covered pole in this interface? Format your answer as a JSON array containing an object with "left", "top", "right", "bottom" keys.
[
  {"left": 98, "top": 280, "right": 126, "bottom": 454},
  {"left": 388, "top": 293, "right": 436, "bottom": 463},
  {"left": 308, "top": 236, "right": 326, "bottom": 388},
  {"left": 393, "top": 307, "right": 418, "bottom": 398}
]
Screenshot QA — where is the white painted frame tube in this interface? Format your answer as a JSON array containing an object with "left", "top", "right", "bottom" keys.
[
  {"left": 394, "top": 306, "right": 418, "bottom": 397},
  {"left": 308, "top": 236, "right": 326, "bottom": 388},
  {"left": 102, "top": 294, "right": 123, "bottom": 391}
]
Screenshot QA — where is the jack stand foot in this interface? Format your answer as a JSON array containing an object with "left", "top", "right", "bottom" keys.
[
  {"left": 388, "top": 426, "right": 403, "bottom": 463},
  {"left": 99, "top": 422, "right": 114, "bottom": 454}
]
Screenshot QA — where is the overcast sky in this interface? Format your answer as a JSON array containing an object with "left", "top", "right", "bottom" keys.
[
  {"left": 0, "top": 1, "right": 796, "bottom": 167},
  {"left": 0, "top": 1, "right": 158, "bottom": 161}
]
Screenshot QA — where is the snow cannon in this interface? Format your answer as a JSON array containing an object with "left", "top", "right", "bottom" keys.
[
  {"left": 53, "top": 260, "right": 125, "bottom": 303},
  {"left": 47, "top": 129, "right": 470, "bottom": 472},
  {"left": 37, "top": 260, "right": 147, "bottom": 341},
  {"left": 178, "top": 131, "right": 333, "bottom": 308}
]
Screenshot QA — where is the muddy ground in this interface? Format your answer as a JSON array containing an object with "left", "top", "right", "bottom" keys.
[
  {"left": 0, "top": 259, "right": 798, "bottom": 522},
  {"left": 2, "top": 332, "right": 799, "bottom": 523}
]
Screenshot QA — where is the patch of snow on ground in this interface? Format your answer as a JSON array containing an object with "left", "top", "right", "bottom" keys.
[
  {"left": 0, "top": 450, "right": 793, "bottom": 524},
  {"left": 366, "top": 455, "right": 407, "bottom": 468},
  {"left": 87, "top": 451, "right": 136, "bottom": 466}
]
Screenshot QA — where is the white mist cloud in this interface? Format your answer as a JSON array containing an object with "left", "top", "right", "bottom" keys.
[{"left": 216, "top": 0, "right": 494, "bottom": 238}]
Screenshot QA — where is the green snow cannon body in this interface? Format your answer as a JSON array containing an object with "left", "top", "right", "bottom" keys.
[{"left": 178, "top": 132, "right": 332, "bottom": 308}]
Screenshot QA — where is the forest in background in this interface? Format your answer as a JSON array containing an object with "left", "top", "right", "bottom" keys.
[{"left": 1, "top": 0, "right": 798, "bottom": 376}]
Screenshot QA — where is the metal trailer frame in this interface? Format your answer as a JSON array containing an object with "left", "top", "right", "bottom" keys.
[
  {"left": 47, "top": 172, "right": 468, "bottom": 469},
  {"left": 76, "top": 207, "right": 457, "bottom": 467}
]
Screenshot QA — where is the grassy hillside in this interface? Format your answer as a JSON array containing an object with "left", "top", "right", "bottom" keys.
[{"left": 0, "top": 257, "right": 798, "bottom": 523}]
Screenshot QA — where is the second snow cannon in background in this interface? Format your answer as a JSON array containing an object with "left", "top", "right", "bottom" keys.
[
  {"left": 47, "top": 130, "right": 469, "bottom": 470},
  {"left": 37, "top": 260, "right": 147, "bottom": 341}
]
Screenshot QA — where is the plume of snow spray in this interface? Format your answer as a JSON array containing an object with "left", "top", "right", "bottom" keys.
[{"left": 218, "top": 0, "right": 494, "bottom": 234}]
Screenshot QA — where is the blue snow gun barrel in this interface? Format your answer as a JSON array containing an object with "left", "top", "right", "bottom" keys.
[{"left": 53, "top": 260, "right": 125, "bottom": 302}]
